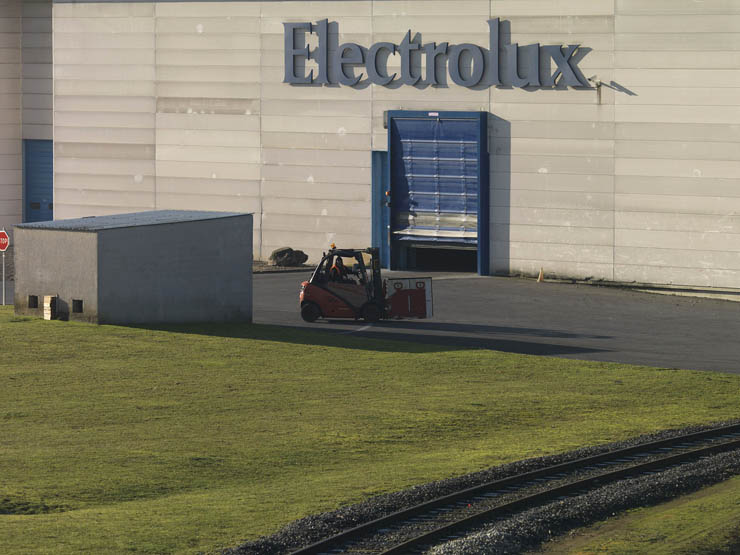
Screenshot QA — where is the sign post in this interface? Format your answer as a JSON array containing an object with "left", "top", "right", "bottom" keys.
[{"left": 0, "top": 229, "right": 9, "bottom": 306}]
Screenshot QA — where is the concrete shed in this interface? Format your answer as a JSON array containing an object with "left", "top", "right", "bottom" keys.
[{"left": 13, "top": 211, "right": 253, "bottom": 324}]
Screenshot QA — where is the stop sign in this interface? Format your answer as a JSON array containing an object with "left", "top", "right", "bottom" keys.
[{"left": 0, "top": 229, "right": 8, "bottom": 252}]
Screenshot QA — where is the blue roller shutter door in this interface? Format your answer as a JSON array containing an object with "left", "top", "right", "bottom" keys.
[{"left": 390, "top": 116, "right": 480, "bottom": 245}]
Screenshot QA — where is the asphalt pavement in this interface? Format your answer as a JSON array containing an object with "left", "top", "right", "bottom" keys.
[
  {"left": 4, "top": 271, "right": 737, "bottom": 373},
  {"left": 255, "top": 271, "right": 740, "bottom": 374}
]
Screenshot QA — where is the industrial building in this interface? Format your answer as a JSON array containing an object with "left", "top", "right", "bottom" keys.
[
  {"left": 1, "top": 1, "right": 739, "bottom": 285},
  {"left": 14, "top": 210, "right": 253, "bottom": 323}
]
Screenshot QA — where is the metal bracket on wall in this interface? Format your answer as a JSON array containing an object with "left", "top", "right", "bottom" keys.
[{"left": 588, "top": 75, "right": 602, "bottom": 104}]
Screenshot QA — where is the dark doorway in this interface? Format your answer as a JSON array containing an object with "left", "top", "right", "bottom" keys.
[{"left": 400, "top": 245, "right": 478, "bottom": 273}]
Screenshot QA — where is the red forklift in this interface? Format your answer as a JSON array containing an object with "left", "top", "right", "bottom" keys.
[{"left": 299, "top": 246, "right": 433, "bottom": 323}]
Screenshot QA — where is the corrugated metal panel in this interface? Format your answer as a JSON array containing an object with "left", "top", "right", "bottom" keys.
[
  {"left": 24, "top": 139, "right": 53, "bottom": 222},
  {"left": 390, "top": 116, "right": 480, "bottom": 244},
  {"left": 17, "top": 209, "right": 243, "bottom": 231}
]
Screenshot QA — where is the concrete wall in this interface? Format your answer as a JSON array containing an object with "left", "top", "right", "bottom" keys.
[
  {"left": 13, "top": 227, "right": 99, "bottom": 320},
  {"left": 97, "top": 214, "right": 253, "bottom": 324},
  {"left": 53, "top": 2, "right": 157, "bottom": 219},
  {"left": 155, "top": 2, "right": 262, "bottom": 253},
  {"left": 491, "top": 1, "right": 616, "bottom": 281},
  {"left": 23, "top": 0, "right": 52, "bottom": 141},
  {"left": 0, "top": 0, "right": 51, "bottom": 235},
  {"left": 613, "top": 0, "right": 740, "bottom": 288},
  {"left": 53, "top": 2, "right": 264, "bottom": 249},
  {"left": 0, "top": 0, "right": 22, "bottom": 234},
  {"left": 261, "top": 1, "right": 371, "bottom": 260},
  {"left": 52, "top": 1, "right": 370, "bottom": 262},
  {"left": 49, "top": 0, "right": 740, "bottom": 288}
]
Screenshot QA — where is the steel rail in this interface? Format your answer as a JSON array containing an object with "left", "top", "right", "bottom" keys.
[{"left": 290, "top": 423, "right": 740, "bottom": 555}]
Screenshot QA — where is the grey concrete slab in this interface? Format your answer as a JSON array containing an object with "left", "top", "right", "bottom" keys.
[{"left": 254, "top": 271, "right": 740, "bottom": 374}]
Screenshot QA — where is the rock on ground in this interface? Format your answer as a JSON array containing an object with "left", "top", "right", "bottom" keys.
[{"left": 269, "top": 247, "right": 309, "bottom": 267}]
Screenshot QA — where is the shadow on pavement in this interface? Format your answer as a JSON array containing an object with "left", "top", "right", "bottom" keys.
[
  {"left": 125, "top": 321, "right": 459, "bottom": 354},
  {"left": 324, "top": 323, "right": 610, "bottom": 357},
  {"left": 366, "top": 319, "right": 612, "bottom": 340},
  {"left": 128, "top": 321, "right": 610, "bottom": 357}
]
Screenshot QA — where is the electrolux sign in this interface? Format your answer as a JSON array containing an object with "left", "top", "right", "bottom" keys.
[{"left": 284, "top": 18, "right": 588, "bottom": 89}]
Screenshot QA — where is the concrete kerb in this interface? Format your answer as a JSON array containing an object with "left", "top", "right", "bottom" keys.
[
  {"left": 253, "top": 263, "right": 313, "bottom": 275},
  {"left": 533, "top": 276, "right": 740, "bottom": 304},
  {"left": 632, "top": 288, "right": 740, "bottom": 303},
  {"left": 374, "top": 269, "right": 740, "bottom": 303},
  {"left": 254, "top": 268, "right": 314, "bottom": 275}
]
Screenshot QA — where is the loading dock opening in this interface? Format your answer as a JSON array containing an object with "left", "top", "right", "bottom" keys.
[
  {"left": 380, "top": 111, "right": 489, "bottom": 275},
  {"left": 400, "top": 244, "right": 478, "bottom": 273}
]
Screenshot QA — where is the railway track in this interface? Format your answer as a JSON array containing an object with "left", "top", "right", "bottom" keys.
[{"left": 290, "top": 423, "right": 740, "bottom": 555}]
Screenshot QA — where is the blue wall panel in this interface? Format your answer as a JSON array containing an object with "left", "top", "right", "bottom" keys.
[
  {"left": 371, "top": 150, "right": 391, "bottom": 267},
  {"left": 24, "top": 139, "right": 53, "bottom": 223}
]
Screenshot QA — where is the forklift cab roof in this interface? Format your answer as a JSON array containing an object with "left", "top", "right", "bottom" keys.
[{"left": 326, "top": 248, "right": 373, "bottom": 258}]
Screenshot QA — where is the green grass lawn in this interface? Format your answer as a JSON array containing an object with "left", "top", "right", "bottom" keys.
[{"left": 1, "top": 306, "right": 740, "bottom": 554}]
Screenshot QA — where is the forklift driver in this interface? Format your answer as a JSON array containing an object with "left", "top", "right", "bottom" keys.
[{"left": 329, "top": 256, "right": 348, "bottom": 282}]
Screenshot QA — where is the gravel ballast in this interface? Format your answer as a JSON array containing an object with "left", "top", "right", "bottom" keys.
[
  {"left": 431, "top": 448, "right": 740, "bottom": 554},
  {"left": 223, "top": 421, "right": 740, "bottom": 555}
]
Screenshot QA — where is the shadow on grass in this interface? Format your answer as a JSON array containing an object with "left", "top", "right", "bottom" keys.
[{"left": 127, "top": 321, "right": 610, "bottom": 357}]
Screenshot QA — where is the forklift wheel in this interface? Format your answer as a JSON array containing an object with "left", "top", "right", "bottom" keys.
[
  {"left": 361, "top": 303, "right": 382, "bottom": 323},
  {"left": 301, "top": 302, "right": 321, "bottom": 323}
]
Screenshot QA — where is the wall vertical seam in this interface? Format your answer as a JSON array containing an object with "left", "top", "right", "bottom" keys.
[
  {"left": 612, "top": 0, "right": 617, "bottom": 281},
  {"left": 258, "top": 0, "right": 263, "bottom": 260},
  {"left": 153, "top": 1, "right": 157, "bottom": 210},
  {"left": 19, "top": 0, "right": 22, "bottom": 139},
  {"left": 51, "top": 0, "right": 55, "bottom": 220},
  {"left": 19, "top": 0, "right": 24, "bottom": 224},
  {"left": 489, "top": 0, "right": 493, "bottom": 274}
]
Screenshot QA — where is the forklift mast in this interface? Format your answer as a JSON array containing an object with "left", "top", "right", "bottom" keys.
[{"left": 365, "top": 247, "right": 383, "bottom": 303}]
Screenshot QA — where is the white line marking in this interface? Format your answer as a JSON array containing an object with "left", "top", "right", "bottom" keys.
[{"left": 340, "top": 324, "right": 374, "bottom": 335}]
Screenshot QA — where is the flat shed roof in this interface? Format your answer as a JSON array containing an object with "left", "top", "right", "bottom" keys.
[{"left": 15, "top": 210, "right": 247, "bottom": 232}]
